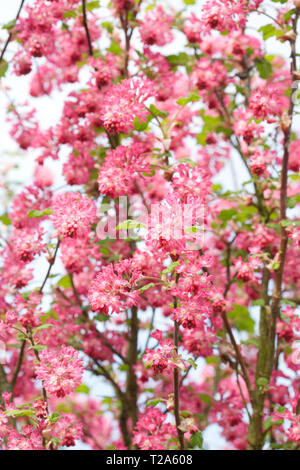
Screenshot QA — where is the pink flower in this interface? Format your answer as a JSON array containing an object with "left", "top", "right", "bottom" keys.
[
  {"left": 184, "top": 14, "right": 203, "bottom": 44},
  {"left": 12, "top": 227, "right": 46, "bottom": 263},
  {"left": 143, "top": 330, "right": 185, "bottom": 374},
  {"left": 6, "top": 427, "right": 43, "bottom": 450},
  {"left": 13, "top": 51, "right": 32, "bottom": 76},
  {"left": 199, "top": 0, "right": 248, "bottom": 32},
  {"left": 98, "top": 143, "right": 148, "bottom": 197},
  {"left": 289, "top": 141, "right": 300, "bottom": 172},
  {"left": 51, "top": 192, "right": 96, "bottom": 238},
  {"left": 88, "top": 260, "right": 142, "bottom": 314},
  {"left": 35, "top": 345, "right": 83, "bottom": 398},
  {"left": 233, "top": 109, "right": 264, "bottom": 144},
  {"left": 193, "top": 58, "right": 227, "bottom": 91},
  {"left": 34, "top": 164, "right": 54, "bottom": 188},
  {"left": 133, "top": 408, "right": 176, "bottom": 450},
  {"left": 234, "top": 256, "right": 261, "bottom": 282},
  {"left": 249, "top": 150, "right": 274, "bottom": 177},
  {"left": 50, "top": 413, "right": 83, "bottom": 448},
  {"left": 101, "top": 78, "right": 154, "bottom": 134},
  {"left": 249, "top": 87, "right": 286, "bottom": 121},
  {"left": 140, "top": 6, "right": 174, "bottom": 46}
]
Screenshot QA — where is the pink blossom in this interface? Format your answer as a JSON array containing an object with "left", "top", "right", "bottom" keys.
[
  {"left": 140, "top": 6, "right": 174, "bottom": 46},
  {"left": 51, "top": 192, "right": 96, "bottom": 238},
  {"left": 88, "top": 260, "right": 142, "bottom": 314},
  {"left": 98, "top": 144, "right": 148, "bottom": 197},
  {"left": 101, "top": 78, "right": 154, "bottom": 134},
  {"left": 133, "top": 408, "right": 177, "bottom": 450},
  {"left": 35, "top": 345, "right": 83, "bottom": 398}
]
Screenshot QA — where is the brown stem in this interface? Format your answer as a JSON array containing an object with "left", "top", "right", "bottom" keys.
[
  {"left": 39, "top": 239, "right": 60, "bottom": 294},
  {"left": 0, "top": 364, "right": 8, "bottom": 406},
  {"left": 0, "top": 0, "right": 26, "bottom": 63},
  {"left": 82, "top": 0, "right": 94, "bottom": 57},
  {"left": 248, "top": 12, "right": 299, "bottom": 450},
  {"left": 28, "top": 332, "right": 48, "bottom": 408},
  {"left": 10, "top": 340, "right": 26, "bottom": 395},
  {"left": 173, "top": 318, "right": 184, "bottom": 450},
  {"left": 125, "top": 305, "right": 139, "bottom": 448}
]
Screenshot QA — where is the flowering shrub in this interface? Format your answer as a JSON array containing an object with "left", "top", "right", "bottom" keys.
[{"left": 0, "top": 0, "right": 299, "bottom": 451}]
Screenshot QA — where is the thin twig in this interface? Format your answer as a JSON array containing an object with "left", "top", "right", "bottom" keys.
[
  {"left": 82, "top": 0, "right": 94, "bottom": 56},
  {"left": 0, "top": 0, "right": 26, "bottom": 63},
  {"left": 39, "top": 239, "right": 60, "bottom": 294},
  {"left": 10, "top": 340, "right": 26, "bottom": 394}
]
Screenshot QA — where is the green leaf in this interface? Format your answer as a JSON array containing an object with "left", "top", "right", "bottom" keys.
[
  {"left": 133, "top": 115, "right": 148, "bottom": 131},
  {"left": 116, "top": 220, "right": 146, "bottom": 231},
  {"left": 94, "top": 313, "right": 109, "bottom": 322},
  {"left": 27, "top": 208, "right": 52, "bottom": 218},
  {"left": 255, "top": 57, "right": 273, "bottom": 79},
  {"left": 187, "top": 358, "right": 197, "bottom": 369},
  {"left": 2, "top": 19, "right": 16, "bottom": 30},
  {"left": 218, "top": 208, "right": 238, "bottom": 222},
  {"left": 5, "top": 409, "right": 34, "bottom": 418},
  {"left": 252, "top": 299, "right": 265, "bottom": 307},
  {"left": 0, "top": 213, "right": 11, "bottom": 225},
  {"left": 49, "top": 412, "right": 62, "bottom": 424},
  {"left": 258, "top": 24, "right": 281, "bottom": 40},
  {"left": 75, "top": 384, "right": 90, "bottom": 394},
  {"left": 235, "top": 205, "right": 257, "bottom": 223},
  {"left": 162, "top": 261, "right": 180, "bottom": 275},
  {"left": 63, "top": 10, "right": 77, "bottom": 18},
  {"left": 263, "top": 416, "right": 284, "bottom": 431},
  {"left": 107, "top": 40, "right": 123, "bottom": 55},
  {"left": 183, "top": 0, "right": 195, "bottom": 3},
  {"left": 287, "top": 194, "right": 300, "bottom": 208},
  {"left": 139, "top": 283, "right": 155, "bottom": 294},
  {"left": 190, "top": 431, "right": 203, "bottom": 449},
  {"left": 57, "top": 275, "right": 72, "bottom": 289},
  {"left": 86, "top": 0, "right": 100, "bottom": 10},
  {"left": 0, "top": 60, "right": 8, "bottom": 78},
  {"left": 102, "top": 21, "right": 114, "bottom": 33},
  {"left": 149, "top": 104, "right": 168, "bottom": 118},
  {"left": 33, "top": 324, "right": 54, "bottom": 333},
  {"left": 282, "top": 9, "right": 295, "bottom": 21},
  {"left": 146, "top": 398, "right": 164, "bottom": 408},
  {"left": 177, "top": 93, "right": 199, "bottom": 106},
  {"left": 166, "top": 52, "right": 190, "bottom": 67},
  {"left": 78, "top": 1, "right": 99, "bottom": 12},
  {"left": 30, "top": 345, "right": 47, "bottom": 352},
  {"left": 280, "top": 219, "right": 292, "bottom": 227},
  {"left": 228, "top": 304, "right": 255, "bottom": 333},
  {"left": 199, "top": 394, "right": 213, "bottom": 404}
]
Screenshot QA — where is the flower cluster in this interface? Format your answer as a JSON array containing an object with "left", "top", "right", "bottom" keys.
[
  {"left": 88, "top": 260, "right": 142, "bottom": 314},
  {"left": 101, "top": 78, "right": 154, "bottom": 134},
  {"left": 98, "top": 144, "right": 149, "bottom": 198},
  {"left": 51, "top": 192, "right": 96, "bottom": 239},
  {"left": 35, "top": 346, "right": 83, "bottom": 398}
]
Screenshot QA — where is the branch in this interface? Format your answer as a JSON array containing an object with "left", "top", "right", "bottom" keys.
[
  {"left": 172, "top": 273, "right": 185, "bottom": 450},
  {"left": 125, "top": 306, "right": 139, "bottom": 441},
  {"left": 221, "top": 311, "right": 252, "bottom": 395},
  {"left": 10, "top": 340, "right": 26, "bottom": 394},
  {"left": 0, "top": 0, "right": 26, "bottom": 63},
  {"left": 82, "top": 0, "right": 94, "bottom": 57},
  {"left": 39, "top": 239, "right": 60, "bottom": 294},
  {"left": 68, "top": 274, "right": 129, "bottom": 364},
  {"left": 271, "top": 12, "right": 299, "bottom": 323}
]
